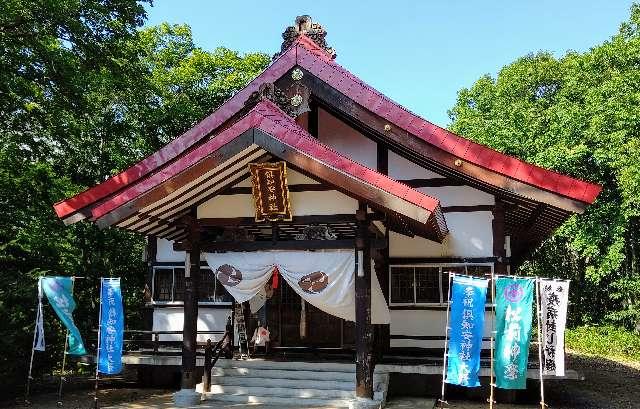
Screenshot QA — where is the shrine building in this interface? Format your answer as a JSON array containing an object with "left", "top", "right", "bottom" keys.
[{"left": 53, "top": 16, "right": 601, "bottom": 408}]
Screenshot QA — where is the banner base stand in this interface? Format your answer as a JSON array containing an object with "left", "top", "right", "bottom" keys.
[
  {"left": 173, "top": 389, "right": 201, "bottom": 407},
  {"left": 349, "top": 397, "right": 381, "bottom": 409}
]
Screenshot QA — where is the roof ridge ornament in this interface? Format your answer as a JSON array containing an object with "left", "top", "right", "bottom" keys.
[{"left": 273, "top": 15, "right": 336, "bottom": 61}]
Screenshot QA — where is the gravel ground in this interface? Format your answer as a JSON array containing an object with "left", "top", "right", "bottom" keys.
[{"left": 3, "top": 353, "right": 638, "bottom": 409}]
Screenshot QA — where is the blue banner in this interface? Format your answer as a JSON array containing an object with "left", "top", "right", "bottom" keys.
[
  {"left": 41, "top": 277, "right": 87, "bottom": 355},
  {"left": 445, "top": 275, "right": 488, "bottom": 387},
  {"left": 98, "top": 278, "right": 124, "bottom": 374},
  {"left": 495, "top": 277, "right": 534, "bottom": 389}
]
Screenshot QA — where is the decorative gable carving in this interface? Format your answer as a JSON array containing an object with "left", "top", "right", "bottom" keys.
[
  {"left": 245, "top": 81, "right": 311, "bottom": 118},
  {"left": 274, "top": 15, "right": 336, "bottom": 61}
]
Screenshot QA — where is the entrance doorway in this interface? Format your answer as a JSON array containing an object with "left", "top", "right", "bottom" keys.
[{"left": 245, "top": 280, "right": 355, "bottom": 349}]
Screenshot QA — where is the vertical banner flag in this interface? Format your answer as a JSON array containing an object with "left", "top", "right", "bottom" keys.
[
  {"left": 445, "top": 275, "right": 488, "bottom": 387},
  {"left": 41, "top": 277, "right": 87, "bottom": 355},
  {"left": 495, "top": 277, "right": 534, "bottom": 389},
  {"left": 540, "top": 279, "right": 569, "bottom": 376},
  {"left": 33, "top": 278, "right": 46, "bottom": 351},
  {"left": 98, "top": 278, "right": 124, "bottom": 375}
]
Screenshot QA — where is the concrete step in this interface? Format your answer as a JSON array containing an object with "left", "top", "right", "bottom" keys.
[
  {"left": 206, "top": 385, "right": 384, "bottom": 400},
  {"left": 206, "top": 375, "right": 388, "bottom": 391},
  {"left": 215, "top": 359, "right": 356, "bottom": 372},
  {"left": 211, "top": 367, "right": 387, "bottom": 382},
  {"left": 199, "top": 360, "right": 390, "bottom": 408},
  {"left": 202, "top": 392, "right": 354, "bottom": 408}
]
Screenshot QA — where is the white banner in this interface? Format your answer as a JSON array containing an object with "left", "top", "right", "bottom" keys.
[
  {"left": 33, "top": 278, "right": 45, "bottom": 351},
  {"left": 204, "top": 250, "right": 390, "bottom": 324},
  {"left": 539, "top": 279, "right": 570, "bottom": 376}
]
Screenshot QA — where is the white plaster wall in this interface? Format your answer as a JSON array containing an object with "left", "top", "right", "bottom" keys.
[
  {"left": 317, "top": 108, "right": 377, "bottom": 170},
  {"left": 152, "top": 307, "right": 231, "bottom": 342},
  {"left": 390, "top": 212, "right": 494, "bottom": 258},
  {"left": 198, "top": 190, "right": 357, "bottom": 218},
  {"left": 418, "top": 186, "right": 494, "bottom": 207},
  {"left": 233, "top": 169, "right": 320, "bottom": 187},
  {"left": 388, "top": 150, "right": 441, "bottom": 180},
  {"left": 156, "top": 238, "right": 186, "bottom": 263},
  {"left": 390, "top": 309, "right": 494, "bottom": 349}
]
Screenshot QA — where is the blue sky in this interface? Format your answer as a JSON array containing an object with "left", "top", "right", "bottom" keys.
[{"left": 144, "top": 1, "right": 635, "bottom": 127}]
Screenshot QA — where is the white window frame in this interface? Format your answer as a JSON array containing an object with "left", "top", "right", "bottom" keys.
[
  {"left": 388, "top": 263, "right": 494, "bottom": 307},
  {"left": 151, "top": 264, "right": 232, "bottom": 306}
]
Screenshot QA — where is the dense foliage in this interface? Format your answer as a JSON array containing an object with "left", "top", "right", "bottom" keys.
[
  {"left": 566, "top": 325, "right": 640, "bottom": 362},
  {"left": 0, "top": 0, "right": 269, "bottom": 393},
  {"left": 448, "top": 4, "right": 640, "bottom": 329}
]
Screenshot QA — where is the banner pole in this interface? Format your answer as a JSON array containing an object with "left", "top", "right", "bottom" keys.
[
  {"left": 57, "top": 330, "right": 69, "bottom": 406},
  {"left": 535, "top": 278, "right": 546, "bottom": 409},
  {"left": 25, "top": 278, "right": 42, "bottom": 404},
  {"left": 94, "top": 278, "right": 104, "bottom": 409},
  {"left": 57, "top": 277, "right": 79, "bottom": 406},
  {"left": 438, "top": 272, "right": 453, "bottom": 409},
  {"left": 488, "top": 270, "right": 496, "bottom": 409}
]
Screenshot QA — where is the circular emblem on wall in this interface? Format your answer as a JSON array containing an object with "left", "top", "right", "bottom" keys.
[
  {"left": 503, "top": 282, "right": 524, "bottom": 303},
  {"left": 216, "top": 264, "right": 243, "bottom": 287},
  {"left": 298, "top": 271, "right": 329, "bottom": 294}
]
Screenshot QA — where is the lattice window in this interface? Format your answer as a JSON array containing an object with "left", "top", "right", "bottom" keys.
[
  {"left": 415, "top": 267, "right": 440, "bottom": 303},
  {"left": 390, "top": 264, "right": 494, "bottom": 305},
  {"left": 153, "top": 268, "right": 173, "bottom": 301},
  {"left": 390, "top": 267, "right": 414, "bottom": 303},
  {"left": 173, "top": 268, "right": 185, "bottom": 301}
]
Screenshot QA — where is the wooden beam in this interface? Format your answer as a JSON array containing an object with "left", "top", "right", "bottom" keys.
[
  {"left": 492, "top": 200, "right": 508, "bottom": 274},
  {"left": 389, "top": 256, "right": 505, "bottom": 265},
  {"left": 377, "top": 143, "right": 388, "bottom": 176},
  {"left": 308, "top": 99, "right": 319, "bottom": 138},
  {"left": 442, "top": 205, "right": 494, "bottom": 213},
  {"left": 402, "top": 178, "right": 465, "bottom": 188},
  {"left": 197, "top": 214, "right": 357, "bottom": 227},
  {"left": 218, "top": 183, "right": 332, "bottom": 195},
  {"left": 174, "top": 238, "right": 387, "bottom": 252}
]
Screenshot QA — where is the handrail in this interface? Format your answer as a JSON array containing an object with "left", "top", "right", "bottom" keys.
[
  {"left": 203, "top": 332, "right": 230, "bottom": 392},
  {"left": 203, "top": 317, "right": 234, "bottom": 392}
]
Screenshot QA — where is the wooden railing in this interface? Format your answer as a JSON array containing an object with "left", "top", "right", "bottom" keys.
[
  {"left": 202, "top": 330, "right": 233, "bottom": 392},
  {"left": 91, "top": 325, "right": 230, "bottom": 355}
]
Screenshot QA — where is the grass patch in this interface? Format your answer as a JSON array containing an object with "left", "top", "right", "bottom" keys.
[{"left": 566, "top": 325, "right": 640, "bottom": 362}]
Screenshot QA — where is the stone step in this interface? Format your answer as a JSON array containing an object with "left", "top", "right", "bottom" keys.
[
  {"left": 202, "top": 392, "right": 355, "bottom": 408},
  {"left": 206, "top": 385, "right": 384, "bottom": 400},
  {"left": 200, "top": 360, "right": 390, "bottom": 408},
  {"left": 211, "top": 367, "right": 385, "bottom": 382},
  {"left": 215, "top": 359, "right": 357, "bottom": 372},
  {"left": 205, "top": 375, "right": 386, "bottom": 391}
]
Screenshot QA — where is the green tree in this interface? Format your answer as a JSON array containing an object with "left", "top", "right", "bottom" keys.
[
  {"left": 0, "top": 0, "right": 269, "bottom": 394},
  {"left": 448, "top": 4, "right": 640, "bottom": 328}
]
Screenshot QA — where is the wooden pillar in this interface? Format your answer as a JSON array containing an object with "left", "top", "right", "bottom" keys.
[
  {"left": 492, "top": 200, "right": 508, "bottom": 274},
  {"left": 373, "top": 241, "right": 390, "bottom": 356},
  {"left": 355, "top": 203, "right": 374, "bottom": 399},
  {"left": 181, "top": 224, "right": 200, "bottom": 390}
]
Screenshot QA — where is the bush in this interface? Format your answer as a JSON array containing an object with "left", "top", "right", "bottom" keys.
[{"left": 565, "top": 325, "right": 640, "bottom": 362}]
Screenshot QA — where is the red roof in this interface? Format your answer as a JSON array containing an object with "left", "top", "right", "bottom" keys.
[
  {"left": 54, "top": 34, "right": 601, "bottom": 221},
  {"left": 90, "top": 100, "right": 447, "bottom": 239}
]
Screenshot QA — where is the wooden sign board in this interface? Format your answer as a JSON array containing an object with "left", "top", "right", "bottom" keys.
[{"left": 249, "top": 162, "right": 293, "bottom": 222}]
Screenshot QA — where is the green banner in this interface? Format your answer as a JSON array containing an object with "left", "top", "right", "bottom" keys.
[
  {"left": 494, "top": 277, "right": 534, "bottom": 389},
  {"left": 41, "top": 277, "right": 87, "bottom": 355}
]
